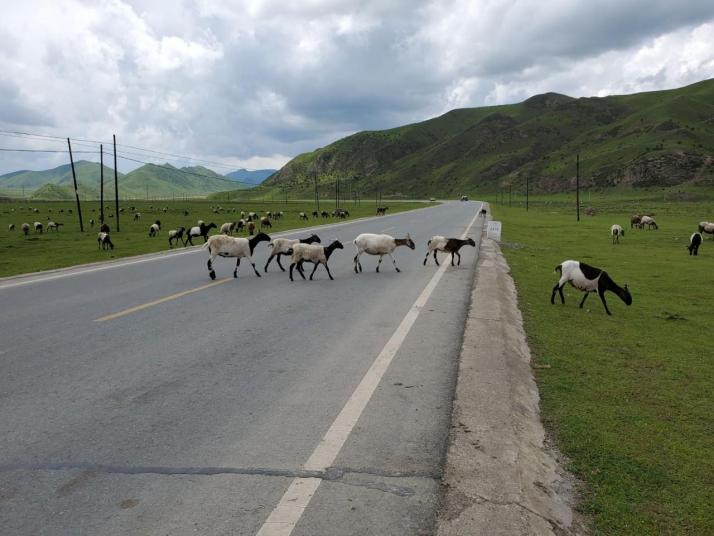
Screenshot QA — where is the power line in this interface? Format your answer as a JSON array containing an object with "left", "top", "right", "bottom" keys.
[{"left": 0, "top": 147, "right": 99, "bottom": 154}]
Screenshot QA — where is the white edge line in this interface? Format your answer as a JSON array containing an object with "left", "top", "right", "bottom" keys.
[
  {"left": 255, "top": 203, "right": 483, "bottom": 536},
  {"left": 0, "top": 202, "right": 449, "bottom": 291}
]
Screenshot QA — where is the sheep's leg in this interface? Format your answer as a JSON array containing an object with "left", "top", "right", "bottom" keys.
[
  {"left": 289, "top": 263, "right": 296, "bottom": 281},
  {"left": 264, "top": 254, "right": 274, "bottom": 272},
  {"left": 450, "top": 252, "right": 456, "bottom": 266},
  {"left": 276, "top": 255, "right": 286, "bottom": 272},
  {"left": 208, "top": 255, "right": 217, "bottom": 280},
  {"left": 234, "top": 258, "right": 241, "bottom": 278},
  {"left": 249, "top": 256, "right": 261, "bottom": 277},
  {"left": 353, "top": 252, "right": 362, "bottom": 273},
  {"left": 324, "top": 262, "right": 334, "bottom": 280},
  {"left": 296, "top": 261, "right": 306, "bottom": 280},
  {"left": 423, "top": 251, "right": 429, "bottom": 265},
  {"left": 389, "top": 253, "right": 400, "bottom": 272},
  {"left": 309, "top": 262, "right": 319, "bottom": 280},
  {"left": 550, "top": 283, "right": 565, "bottom": 304},
  {"left": 433, "top": 250, "right": 440, "bottom": 266},
  {"left": 456, "top": 251, "right": 462, "bottom": 265},
  {"left": 376, "top": 255, "right": 383, "bottom": 273},
  {"left": 579, "top": 292, "right": 589, "bottom": 308},
  {"left": 598, "top": 289, "right": 612, "bottom": 315}
]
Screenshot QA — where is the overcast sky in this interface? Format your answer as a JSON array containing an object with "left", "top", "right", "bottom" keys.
[{"left": 1, "top": 0, "right": 714, "bottom": 175}]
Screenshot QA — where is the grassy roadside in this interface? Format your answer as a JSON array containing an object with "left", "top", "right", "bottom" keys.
[
  {"left": 488, "top": 196, "right": 713, "bottom": 534},
  {"left": 0, "top": 200, "right": 435, "bottom": 277}
]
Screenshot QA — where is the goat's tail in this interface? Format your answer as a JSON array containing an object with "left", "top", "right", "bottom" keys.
[
  {"left": 268, "top": 242, "right": 274, "bottom": 248},
  {"left": 427, "top": 239, "right": 431, "bottom": 246},
  {"left": 202, "top": 241, "right": 210, "bottom": 250},
  {"left": 554, "top": 264, "right": 562, "bottom": 275}
]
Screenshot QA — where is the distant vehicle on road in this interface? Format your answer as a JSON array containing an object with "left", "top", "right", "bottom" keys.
[{"left": 430, "top": 197, "right": 436, "bottom": 201}]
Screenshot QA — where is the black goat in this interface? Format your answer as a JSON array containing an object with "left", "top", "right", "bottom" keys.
[{"left": 550, "top": 260, "right": 632, "bottom": 316}]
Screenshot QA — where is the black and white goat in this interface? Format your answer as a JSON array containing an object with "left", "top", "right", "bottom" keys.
[
  {"left": 610, "top": 224, "right": 624, "bottom": 244},
  {"left": 264, "top": 233, "right": 321, "bottom": 272},
  {"left": 353, "top": 233, "right": 415, "bottom": 273},
  {"left": 185, "top": 222, "right": 217, "bottom": 245},
  {"left": 688, "top": 232, "right": 702, "bottom": 256},
  {"left": 289, "top": 240, "right": 344, "bottom": 281},
  {"left": 423, "top": 236, "right": 476, "bottom": 266},
  {"left": 203, "top": 232, "right": 271, "bottom": 279},
  {"left": 168, "top": 227, "right": 186, "bottom": 247},
  {"left": 97, "top": 232, "right": 114, "bottom": 250},
  {"left": 148, "top": 220, "right": 161, "bottom": 237},
  {"left": 550, "top": 260, "right": 632, "bottom": 316}
]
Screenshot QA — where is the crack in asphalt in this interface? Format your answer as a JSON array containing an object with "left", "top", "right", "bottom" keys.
[{"left": 0, "top": 462, "right": 439, "bottom": 497}]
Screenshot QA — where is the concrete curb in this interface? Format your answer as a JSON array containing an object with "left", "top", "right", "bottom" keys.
[{"left": 436, "top": 215, "right": 587, "bottom": 535}]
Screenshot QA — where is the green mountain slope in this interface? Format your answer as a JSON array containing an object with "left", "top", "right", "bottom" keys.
[{"left": 262, "top": 79, "right": 714, "bottom": 196}]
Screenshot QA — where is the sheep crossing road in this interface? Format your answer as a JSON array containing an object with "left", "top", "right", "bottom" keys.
[{"left": 0, "top": 201, "right": 484, "bottom": 536}]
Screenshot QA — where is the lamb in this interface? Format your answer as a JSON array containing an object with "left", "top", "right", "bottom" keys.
[
  {"left": 550, "top": 260, "right": 632, "bottom": 316},
  {"left": 299, "top": 212, "right": 309, "bottom": 220},
  {"left": 688, "top": 232, "right": 702, "bottom": 256},
  {"left": 97, "top": 232, "right": 114, "bottom": 250},
  {"left": 610, "top": 224, "right": 624, "bottom": 244},
  {"left": 264, "top": 233, "right": 321, "bottom": 272},
  {"left": 34, "top": 221, "right": 43, "bottom": 233},
  {"left": 423, "top": 236, "right": 476, "bottom": 266},
  {"left": 260, "top": 216, "right": 272, "bottom": 230},
  {"left": 168, "top": 227, "right": 186, "bottom": 247},
  {"left": 203, "top": 232, "right": 271, "bottom": 280},
  {"left": 185, "top": 222, "right": 217, "bottom": 245},
  {"left": 640, "top": 215, "right": 658, "bottom": 230},
  {"left": 698, "top": 221, "right": 714, "bottom": 240},
  {"left": 148, "top": 221, "right": 161, "bottom": 237},
  {"left": 289, "top": 240, "right": 344, "bottom": 281},
  {"left": 220, "top": 221, "right": 236, "bottom": 235},
  {"left": 353, "top": 233, "right": 415, "bottom": 273},
  {"left": 21, "top": 223, "right": 30, "bottom": 236}
]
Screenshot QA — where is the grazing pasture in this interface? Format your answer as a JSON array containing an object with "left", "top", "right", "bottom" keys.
[
  {"left": 0, "top": 199, "right": 434, "bottom": 277},
  {"left": 491, "top": 195, "right": 713, "bottom": 534}
]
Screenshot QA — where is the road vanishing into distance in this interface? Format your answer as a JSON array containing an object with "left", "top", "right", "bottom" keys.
[{"left": 0, "top": 201, "right": 484, "bottom": 536}]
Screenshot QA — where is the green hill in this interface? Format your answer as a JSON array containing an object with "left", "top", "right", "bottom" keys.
[
  {"left": 0, "top": 161, "right": 248, "bottom": 199},
  {"left": 260, "top": 79, "right": 714, "bottom": 196}
]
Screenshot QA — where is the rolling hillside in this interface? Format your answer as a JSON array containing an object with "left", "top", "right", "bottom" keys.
[
  {"left": 0, "top": 161, "right": 248, "bottom": 199},
  {"left": 261, "top": 79, "right": 714, "bottom": 196},
  {"left": 226, "top": 168, "right": 276, "bottom": 185}
]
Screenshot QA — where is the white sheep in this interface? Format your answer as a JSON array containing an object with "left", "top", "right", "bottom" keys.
[
  {"left": 264, "top": 234, "right": 321, "bottom": 272},
  {"left": 639, "top": 215, "right": 658, "bottom": 230},
  {"left": 220, "top": 221, "right": 236, "bottom": 235},
  {"left": 148, "top": 222, "right": 160, "bottom": 237},
  {"left": 289, "top": 240, "right": 344, "bottom": 281},
  {"left": 353, "top": 233, "right": 415, "bottom": 273},
  {"left": 610, "top": 224, "right": 624, "bottom": 244},
  {"left": 21, "top": 223, "right": 30, "bottom": 236},
  {"left": 698, "top": 221, "right": 714, "bottom": 240},
  {"left": 203, "top": 232, "right": 271, "bottom": 279}
]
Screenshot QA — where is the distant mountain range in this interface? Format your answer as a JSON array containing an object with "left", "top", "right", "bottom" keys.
[
  {"left": 260, "top": 78, "right": 714, "bottom": 196},
  {"left": 0, "top": 161, "right": 255, "bottom": 199},
  {"left": 226, "top": 168, "right": 276, "bottom": 185}
]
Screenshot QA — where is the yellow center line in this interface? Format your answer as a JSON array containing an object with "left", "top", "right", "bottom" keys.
[{"left": 94, "top": 278, "right": 231, "bottom": 322}]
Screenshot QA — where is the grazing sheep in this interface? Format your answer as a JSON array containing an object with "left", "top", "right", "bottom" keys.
[
  {"left": 260, "top": 217, "right": 272, "bottom": 230},
  {"left": 312, "top": 210, "right": 319, "bottom": 219},
  {"left": 321, "top": 210, "right": 329, "bottom": 218},
  {"left": 423, "top": 236, "right": 476, "bottom": 266},
  {"left": 630, "top": 214, "right": 642, "bottom": 229},
  {"left": 185, "top": 222, "right": 217, "bottom": 245},
  {"left": 168, "top": 227, "right": 186, "bottom": 247},
  {"left": 550, "top": 260, "right": 632, "bottom": 316},
  {"left": 299, "top": 212, "right": 309, "bottom": 220},
  {"left": 248, "top": 212, "right": 257, "bottom": 221},
  {"left": 698, "top": 221, "right": 714, "bottom": 240},
  {"left": 479, "top": 209, "right": 487, "bottom": 217},
  {"left": 265, "top": 234, "right": 321, "bottom": 272},
  {"left": 376, "top": 206, "right": 389, "bottom": 216},
  {"left": 134, "top": 212, "right": 141, "bottom": 221},
  {"left": 235, "top": 219, "right": 245, "bottom": 233},
  {"left": 289, "top": 240, "right": 344, "bottom": 281},
  {"left": 47, "top": 221, "right": 63, "bottom": 232},
  {"left": 100, "top": 223, "right": 110, "bottom": 233},
  {"left": 640, "top": 215, "right": 658, "bottom": 230},
  {"left": 148, "top": 221, "right": 161, "bottom": 237},
  {"left": 274, "top": 211, "right": 284, "bottom": 220},
  {"left": 8, "top": 224, "right": 15, "bottom": 231},
  {"left": 204, "top": 232, "right": 271, "bottom": 280},
  {"left": 34, "top": 221, "right": 43, "bottom": 233},
  {"left": 97, "top": 232, "right": 114, "bottom": 250},
  {"left": 21, "top": 223, "right": 30, "bottom": 236},
  {"left": 353, "top": 233, "right": 415, "bottom": 273},
  {"left": 220, "top": 221, "right": 236, "bottom": 235},
  {"left": 247, "top": 221, "right": 256, "bottom": 235},
  {"left": 688, "top": 232, "right": 702, "bottom": 256},
  {"left": 89, "top": 219, "right": 95, "bottom": 227},
  {"left": 610, "top": 224, "right": 624, "bottom": 244}
]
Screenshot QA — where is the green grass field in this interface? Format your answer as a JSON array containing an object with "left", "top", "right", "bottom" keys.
[
  {"left": 0, "top": 199, "right": 433, "bottom": 277},
  {"left": 488, "top": 194, "right": 713, "bottom": 534}
]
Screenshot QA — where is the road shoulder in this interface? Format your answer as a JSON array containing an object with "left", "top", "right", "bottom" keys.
[{"left": 436, "top": 230, "right": 587, "bottom": 535}]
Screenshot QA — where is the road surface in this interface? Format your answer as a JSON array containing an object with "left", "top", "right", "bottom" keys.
[{"left": 0, "top": 201, "right": 484, "bottom": 535}]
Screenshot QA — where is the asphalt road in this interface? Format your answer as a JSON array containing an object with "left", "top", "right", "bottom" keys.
[{"left": 0, "top": 201, "right": 484, "bottom": 536}]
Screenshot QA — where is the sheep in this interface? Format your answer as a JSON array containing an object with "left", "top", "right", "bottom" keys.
[
  {"left": 321, "top": 210, "right": 329, "bottom": 218},
  {"left": 168, "top": 227, "right": 186, "bottom": 247},
  {"left": 89, "top": 219, "right": 95, "bottom": 227},
  {"left": 299, "top": 212, "right": 309, "bottom": 220},
  {"left": 376, "top": 206, "right": 389, "bottom": 216},
  {"left": 235, "top": 219, "right": 245, "bottom": 233},
  {"left": 550, "top": 260, "right": 632, "bottom": 316},
  {"left": 630, "top": 214, "right": 642, "bottom": 229},
  {"left": 204, "top": 232, "right": 271, "bottom": 280},
  {"left": 21, "top": 223, "right": 30, "bottom": 236},
  {"left": 274, "top": 211, "right": 284, "bottom": 220},
  {"left": 698, "top": 221, "right": 714, "bottom": 240},
  {"left": 185, "top": 222, "right": 217, "bottom": 245},
  {"left": 423, "top": 236, "right": 476, "bottom": 266},
  {"left": 47, "top": 221, "right": 63, "bottom": 232},
  {"left": 248, "top": 212, "right": 257, "bottom": 221},
  {"left": 640, "top": 215, "right": 658, "bottom": 230},
  {"left": 260, "top": 216, "right": 272, "bottom": 230},
  {"left": 289, "top": 240, "right": 344, "bottom": 281},
  {"left": 220, "top": 221, "right": 236, "bottom": 235},
  {"left": 610, "top": 224, "right": 624, "bottom": 244},
  {"left": 688, "top": 232, "right": 702, "bottom": 256},
  {"left": 134, "top": 212, "right": 141, "bottom": 221},
  {"left": 353, "top": 233, "right": 415, "bottom": 273},
  {"left": 312, "top": 210, "right": 319, "bottom": 219},
  {"left": 148, "top": 221, "right": 161, "bottom": 237},
  {"left": 100, "top": 223, "right": 110, "bottom": 233},
  {"left": 265, "top": 234, "right": 321, "bottom": 272},
  {"left": 479, "top": 208, "right": 487, "bottom": 217},
  {"left": 97, "top": 232, "right": 114, "bottom": 250},
  {"left": 34, "top": 221, "right": 43, "bottom": 233},
  {"left": 8, "top": 224, "right": 15, "bottom": 231}
]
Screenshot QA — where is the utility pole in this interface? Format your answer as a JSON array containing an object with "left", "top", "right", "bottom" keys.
[
  {"left": 67, "top": 138, "right": 84, "bottom": 232},
  {"left": 526, "top": 175, "right": 529, "bottom": 211},
  {"left": 100, "top": 144, "right": 104, "bottom": 224},
  {"left": 114, "top": 135, "right": 119, "bottom": 231},
  {"left": 576, "top": 153, "right": 580, "bottom": 222},
  {"left": 509, "top": 183, "right": 512, "bottom": 207},
  {"left": 314, "top": 175, "right": 320, "bottom": 212}
]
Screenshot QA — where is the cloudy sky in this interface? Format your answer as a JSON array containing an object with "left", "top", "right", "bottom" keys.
[{"left": 1, "top": 0, "right": 714, "bottom": 175}]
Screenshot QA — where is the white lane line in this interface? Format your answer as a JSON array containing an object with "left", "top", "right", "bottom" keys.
[
  {"left": 0, "top": 203, "right": 445, "bottom": 291},
  {"left": 255, "top": 204, "right": 482, "bottom": 536}
]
